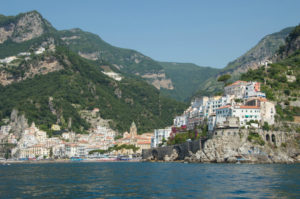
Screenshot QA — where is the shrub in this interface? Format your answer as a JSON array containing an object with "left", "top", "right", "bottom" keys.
[
  {"left": 281, "top": 143, "right": 287, "bottom": 148},
  {"left": 284, "top": 89, "right": 290, "bottom": 96},
  {"left": 262, "top": 122, "right": 270, "bottom": 131},
  {"left": 247, "top": 132, "right": 265, "bottom": 146}
]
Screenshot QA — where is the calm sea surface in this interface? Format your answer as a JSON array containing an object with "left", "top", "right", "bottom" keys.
[{"left": 0, "top": 162, "right": 299, "bottom": 198}]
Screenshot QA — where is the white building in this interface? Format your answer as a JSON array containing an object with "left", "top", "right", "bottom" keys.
[
  {"left": 19, "top": 144, "right": 49, "bottom": 159},
  {"left": 245, "top": 82, "right": 266, "bottom": 98},
  {"left": 173, "top": 115, "right": 188, "bottom": 127},
  {"left": 151, "top": 128, "right": 171, "bottom": 148},
  {"left": 62, "top": 132, "right": 76, "bottom": 141},
  {"left": 245, "top": 98, "right": 276, "bottom": 125},
  {"left": 35, "top": 130, "right": 47, "bottom": 143},
  {"left": 216, "top": 105, "right": 261, "bottom": 127},
  {"left": 65, "top": 143, "right": 78, "bottom": 157},
  {"left": 224, "top": 81, "right": 248, "bottom": 99},
  {"left": 204, "top": 95, "right": 234, "bottom": 116},
  {"left": 77, "top": 144, "right": 87, "bottom": 157},
  {"left": 208, "top": 115, "right": 216, "bottom": 131},
  {"left": 52, "top": 144, "right": 66, "bottom": 158},
  {"left": 191, "top": 97, "right": 209, "bottom": 109},
  {"left": 260, "top": 101, "right": 276, "bottom": 125}
]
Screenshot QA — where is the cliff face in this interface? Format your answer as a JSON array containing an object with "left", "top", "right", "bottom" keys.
[
  {"left": 0, "top": 11, "right": 53, "bottom": 44},
  {"left": 141, "top": 72, "right": 174, "bottom": 90},
  {"left": 0, "top": 54, "right": 64, "bottom": 86},
  {"left": 278, "top": 25, "right": 300, "bottom": 59},
  {"left": 185, "top": 130, "right": 300, "bottom": 164},
  {"left": 9, "top": 109, "right": 29, "bottom": 139},
  {"left": 143, "top": 129, "right": 300, "bottom": 164}
]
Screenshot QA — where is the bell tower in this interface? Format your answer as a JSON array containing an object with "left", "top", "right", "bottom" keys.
[{"left": 130, "top": 121, "right": 137, "bottom": 137}]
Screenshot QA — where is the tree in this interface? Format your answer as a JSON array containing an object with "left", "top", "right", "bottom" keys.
[{"left": 217, "top": 74, "right": 231, "bottom": 85}]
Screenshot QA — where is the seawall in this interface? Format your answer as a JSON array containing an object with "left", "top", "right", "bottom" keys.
[
  {"left": 142, "top": 138, "right": 208, "bottom": 161},
  {"left": 143, "top": 129, "right": 300, "bottom": 163}
]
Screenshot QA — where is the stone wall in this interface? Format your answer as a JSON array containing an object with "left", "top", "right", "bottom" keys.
[
  {"left": 142, "top": 138, "right": 207, "bottom": 160},
  {"left": 0, "top": 143, "right": 16, "bottom": 159},
  {"left": 142, "top": 129, "right": 298, "bottom": 162},
  {"left": 213, "top": 128, "right": 296, "bottom": 147}
]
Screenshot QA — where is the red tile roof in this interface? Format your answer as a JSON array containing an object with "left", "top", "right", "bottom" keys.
[
  {"left": 235, "top": 105, "right": 260, "bottom": 109},
  {"left": 217, "top": 105, "right": 232, "bottom": 109},
  {"left": 226, "top": 80, "right": 247, "bottom": 87},
  {"left": 137, "top": 141, "right": 151, "bottom": 144},
  {"left": 259, "top": 98, "right": 267, "bottom": 102}
]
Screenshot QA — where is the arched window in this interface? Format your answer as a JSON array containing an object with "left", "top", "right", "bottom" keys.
[{"left": 272, "top": 134, "right": 276, "bottom": 143}]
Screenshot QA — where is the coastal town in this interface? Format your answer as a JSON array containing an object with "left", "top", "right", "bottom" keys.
[
  {"left": 0, "top": 108, "right": 153, "bottom": 161},
  {"left": 151, "top": 79, "right": 276, "bottom": 147},
  {"left": 0, "top": 77, "right": 280, "bottom": 162}
]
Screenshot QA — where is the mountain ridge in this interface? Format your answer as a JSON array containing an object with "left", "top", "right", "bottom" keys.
[
  {"left": 0, "top": 11, "right": 187, "bottom": 135},
  {"left": 159, "top": 61, "right": 220, "bottom": 101},
  {"left": 194, "top": 26, "right": 295, "bottom": 97}
]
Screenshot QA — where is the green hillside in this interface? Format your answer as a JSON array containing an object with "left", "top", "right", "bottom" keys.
[
  {"left": 0, "top": 47, "right": 186, "bottom": 134},
  {"left": 0, "top": 11, "right": 186, "bottom": 135},
  {"left": 225, "top": 27, "right": 293, "bottom": 72},
  {"left": 194, "top": 26, "right": 294, "bottom": 97},
  {"left": 58, "top": 29, "right": 163, "bottom": 75},
  {"left": 240, "top": 25, "right": 300, "bottom": 127},
  {"left": 159, "top": 62, "right": 220, "bottom": 102}
]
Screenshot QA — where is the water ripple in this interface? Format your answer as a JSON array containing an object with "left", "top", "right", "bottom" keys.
[{"left": 0, "top": 163, "right": 299, "bottom": 198}]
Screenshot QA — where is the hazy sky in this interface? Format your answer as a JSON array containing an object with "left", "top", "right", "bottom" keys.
[{"left": 1, "top": 0, "right": 300, "bottom": 68}]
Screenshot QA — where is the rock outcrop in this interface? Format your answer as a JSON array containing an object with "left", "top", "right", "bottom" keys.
[
  {"left": 164, "top": 149, "right": 178, "bottom": 161},
  {"left": 0, "top": 55, "right": 64, "bottom": 86},
  {"left": 184, "top": 132, "right": 300, "bottom": 164},
  {"left": 0, "top": 11, "right": 52, "bottom": 44},
  {"left": 142, "top": 72, "right": 174, "bottom": 90},
  {"left": 9, "top": 109, "right": 29, "bottom": 139}
]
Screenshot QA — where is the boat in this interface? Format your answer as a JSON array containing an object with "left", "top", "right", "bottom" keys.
[
  {"left": 96, "top": 155, "right": 118, "bottom": 162},
  {"left": 70, "top": 157, "right": 84, "bottom": 162},
  {"left": 118, "top": 155, "right": 132, "bottom": 161}
]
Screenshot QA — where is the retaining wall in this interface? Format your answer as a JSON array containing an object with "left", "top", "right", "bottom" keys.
[{"left": 142, "top": 138, "right": 207, "bottom": 160}]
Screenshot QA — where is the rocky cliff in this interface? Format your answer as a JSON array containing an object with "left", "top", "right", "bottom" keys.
[
  {"left": 141, "top": 72, "right": 174, "bottom": 90},
  {"left": 278, "top": 25, "right": 300, "bottom": 59},
  {"left": 0, "top": 54, "right": 63, "bottom": 86},
  {"left": 144, "top": 130, "right": 300, "bottom": 164},
  {"left": 0, "top": 11, "right": 53, "bottom": 44},
  {"left": 185, "top": 130, "right": 300, "bottom": 164}
]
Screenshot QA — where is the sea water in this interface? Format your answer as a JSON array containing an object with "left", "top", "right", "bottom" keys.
[{"left": 0, "top": 162, "right": 299, "bottom": 198}]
